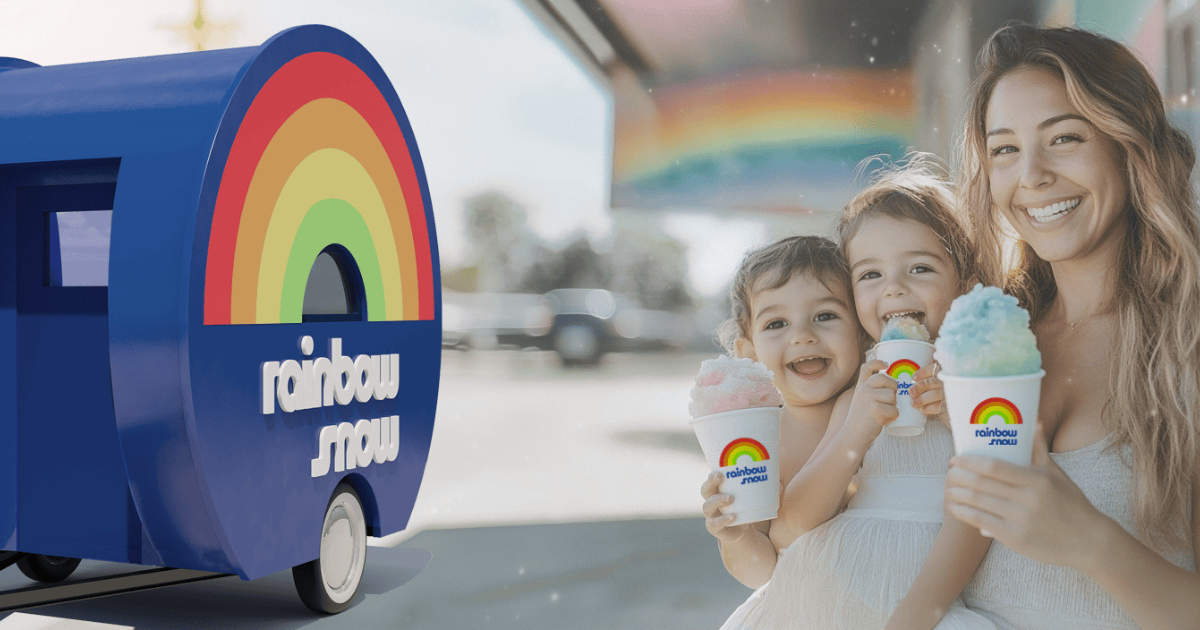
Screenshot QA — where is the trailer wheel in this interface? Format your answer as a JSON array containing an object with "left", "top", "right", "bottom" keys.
[
  {"left": 292, "top": 483, "right": 367, "bottom": 614},
  {"left": 17, "top": 555, "right": 81, "bottom": 583}
]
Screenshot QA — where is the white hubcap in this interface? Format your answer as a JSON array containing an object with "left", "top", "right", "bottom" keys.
[{"left": 319, "top": 491, "right": 366, "bottom": 604}]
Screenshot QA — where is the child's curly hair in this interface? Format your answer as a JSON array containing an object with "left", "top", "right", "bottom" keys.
[
  {"left": 837, "top": 153, "right": 979, "bottom": 292},
  {"left": 716, "top": 236, "right": 852, "bottom": 353}
]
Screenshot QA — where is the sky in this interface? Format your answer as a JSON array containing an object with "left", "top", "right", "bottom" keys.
[{"left": 0, "top": 0, "right": 767, "bottom": 297}]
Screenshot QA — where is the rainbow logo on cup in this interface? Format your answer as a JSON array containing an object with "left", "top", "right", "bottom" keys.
[
  {"left": 970, "top": 397, "right": 1023, "bottom": 425},
  {"left": 203, "top": 52, "right": 436, "bottom": 325},
  {"left": 720, "top": 438, "right": 770, "bottom": 467},
  {"left": 886, "top": 359, "right": 920, "bottom": 380}
]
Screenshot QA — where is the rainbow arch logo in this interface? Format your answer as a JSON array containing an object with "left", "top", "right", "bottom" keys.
[
  {"left": 203, "top": 52, "right": 434, "bottom": 324},
  {"left": 886, "top": 359, "right": 920, "bottom": 380},
  {"left": 970, "top": 397, "right": 1023, "bottom": 425},
  {"left": 720, "top": 438, "right": 770, "bottom": 467}
]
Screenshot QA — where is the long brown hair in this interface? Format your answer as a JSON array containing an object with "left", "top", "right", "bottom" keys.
[{"left": 961, "top": 22, "right": 1200, "bottom": 545}]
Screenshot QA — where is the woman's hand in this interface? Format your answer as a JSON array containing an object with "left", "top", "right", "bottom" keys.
[
  {"left": 702, "top": 470, "right": 752, "bottom": 545},
  {"left": 909, "top": 362, "right": 947, "bottom": 427},
  {"left": 945, "top": 427, "right": 1108, "bottom": 569},
  {"left": 846, "top": 359, "right": 898, "bottom": 436}
]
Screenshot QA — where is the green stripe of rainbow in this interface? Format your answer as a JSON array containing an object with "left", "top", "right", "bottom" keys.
[
  {"left": 204, "top": 52, "right": 433, "bottom": 324},
  {"left": 970, "top": 397, "right": 1023, "bottom": 425},
  {"left": 886, "top": 359, "right": 920, "bottom": 380},
  {"left": 720, "top": 438, "right": 770, "bottom": 468}
]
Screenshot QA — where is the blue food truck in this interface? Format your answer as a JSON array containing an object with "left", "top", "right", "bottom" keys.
[{"left": 0, "top": 25, "right": 440, "bottom": 613}]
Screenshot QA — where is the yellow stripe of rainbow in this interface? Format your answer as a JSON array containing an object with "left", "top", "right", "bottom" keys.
[
  {"left": 969, "top": 397, "right": 1023, "bottom": 425},
  {"left": 720, "top": 437, "right": 770, "bottom": 467}
]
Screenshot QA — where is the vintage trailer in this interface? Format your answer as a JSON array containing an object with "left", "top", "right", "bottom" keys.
[{"left": 0, "top": 24, "right": 440, "bottom": 613}]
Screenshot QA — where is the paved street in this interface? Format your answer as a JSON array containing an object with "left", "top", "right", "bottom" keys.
[
  {"left": 0, "top": 348, "right": 756, "bottom": 629},
  {"left": 395, "top": 348, "right": 718, "bottom": 535}
]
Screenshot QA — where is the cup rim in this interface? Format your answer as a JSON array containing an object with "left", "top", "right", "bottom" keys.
[
  {"left": 688, "top": 405, "right": 782, "bottom": 425},
  {"left": 939, "top": 369, "right": 1046, "bottom": 383},
  {"left": 874, "top": 338, "right": 935, "bottom": 350}
]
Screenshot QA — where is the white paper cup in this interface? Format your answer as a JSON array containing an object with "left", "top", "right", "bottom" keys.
[
  {"left": 689, "top": 407, "right": 781, "bottom": 525},
  {"left": 875, "top": 339, "right": 936, "bottom": 437},
  {"left": 941, "top": 370, "right": 1045, "bottom": 465}
]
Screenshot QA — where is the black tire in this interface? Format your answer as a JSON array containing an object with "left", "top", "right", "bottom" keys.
[
  {"left": 293, "top": 483, "right": 368, "bottom": 614},
  {"left": 17, "top": 554, "right": 81, "bottom": 583},
  {"left": 554, "top": 324, "right": 601, "bottom": 366}
]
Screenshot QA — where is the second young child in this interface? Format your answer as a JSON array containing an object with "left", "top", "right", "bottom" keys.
[
  {"left": 728, "top": 159, "right": 996, "bottom": 630},
  {"left": 702, "top": 236, "right": 862, "bottom": 612}
]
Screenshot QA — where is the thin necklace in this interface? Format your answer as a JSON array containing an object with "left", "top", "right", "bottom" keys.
[{"left": 1066, "top": 311, "right": 1107, "bottom": 329}]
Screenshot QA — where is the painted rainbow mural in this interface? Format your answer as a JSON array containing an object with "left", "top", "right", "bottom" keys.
[
  {"left": 720, "top": 438, "right": 770, "bottom": 468},
  {"left": 203, "top": 51, "right": 434, "bottom": 324},
  {"left": 886, "top": 359, "right": 920, "bottom": 380},
  {"left": 611, "top": 68, "right": 915, "bottom": 210},
  {"left": 970, "top": 397, "right": 1023, "bottom": 425}
]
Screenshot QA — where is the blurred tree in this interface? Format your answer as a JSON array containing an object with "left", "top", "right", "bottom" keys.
[
  {"left": 445, "top": 191, "right": 698, "bottom": 311},
  {"left": 607, "top": 221, "right": 693, "bottom": 311},
  {"left": 520, "top": 236, "right": 610, "bottom": 293},
  {"left": 462, "top": 191, "right": 543, "bottom": 292}
]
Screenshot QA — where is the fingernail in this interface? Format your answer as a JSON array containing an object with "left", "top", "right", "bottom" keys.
[{"left": 980, "top": 529, "right": 994, "bottom": 538}]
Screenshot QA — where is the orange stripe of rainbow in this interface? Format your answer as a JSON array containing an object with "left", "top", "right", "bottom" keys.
[{"left": 720, "top": 437, "right": 770, "bottom": 467}]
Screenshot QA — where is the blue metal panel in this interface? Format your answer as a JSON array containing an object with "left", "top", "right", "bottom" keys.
[{"left": 0, "top": 25, "right": 441, "bottom": 581}]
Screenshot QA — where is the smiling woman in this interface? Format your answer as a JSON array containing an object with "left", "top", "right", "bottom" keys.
[{"left": 948, "top": 22, "right": 1200, "bottom": 630}]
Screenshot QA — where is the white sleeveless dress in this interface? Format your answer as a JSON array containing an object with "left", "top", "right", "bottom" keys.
[
  {"left": 720, "top": 421, "right": 995, "bottom": 629},
  {"left": 963, "top": 433, "right": 1196, "bottom": 629}
]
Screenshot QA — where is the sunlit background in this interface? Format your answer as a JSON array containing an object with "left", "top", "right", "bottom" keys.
[{"left": 1, "top": 0, "right": 1196, "bottom": 623}]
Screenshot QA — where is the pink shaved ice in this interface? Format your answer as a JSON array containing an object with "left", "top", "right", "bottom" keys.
[{"left": 689, "top": 356, "right": 783, "bottom": 418}]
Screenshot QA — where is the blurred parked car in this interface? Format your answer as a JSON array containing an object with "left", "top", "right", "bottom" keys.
[
  {"left": 441, "top": 290, "right": 552, "bottom": 350},
  {"left": 442, "top": 289, "right": 698, "bottom": 365}
]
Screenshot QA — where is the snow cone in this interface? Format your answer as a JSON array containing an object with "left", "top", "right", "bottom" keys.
[
  {"left": 935, "top": 285, "right": 1044, "bottom": 465},
  {"left": 875, "top": 316, "right": 935, "bottom": 437},
  {"left": 688, "top": 356, "right": 782, "bottom": 525}
]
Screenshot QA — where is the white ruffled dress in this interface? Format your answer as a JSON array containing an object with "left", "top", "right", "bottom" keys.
[{"left": 719, "top": 421, "right": 995, "bottom": 630}]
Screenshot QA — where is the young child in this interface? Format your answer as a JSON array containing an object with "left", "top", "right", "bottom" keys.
[
  {"left": 724, "top": 158, "right": 996, "bottom": 630},
  {"left": 701, "top": 236, "right": 863, "bottom": 609}
]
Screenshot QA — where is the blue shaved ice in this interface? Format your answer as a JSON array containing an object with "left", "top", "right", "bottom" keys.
[
  {"left": 933, "top": 284, "right": 1041, "bottom": 377},
  {"left": 880, "top": 316, "right": 930, "bottom": 342}
]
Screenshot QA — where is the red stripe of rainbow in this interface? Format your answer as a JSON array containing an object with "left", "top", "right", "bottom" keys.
[
  {"left": 970, "top": 397, "right": 1023, "bottom": 425},
  {"left": 204, "top": 52, "right": 434, "bottom": 324},
  {"left": 720, "top": 438, "right": 770, "bottom": 467},
  {"left": 886, "top": 359, "right": 920, "bottom": 380}
]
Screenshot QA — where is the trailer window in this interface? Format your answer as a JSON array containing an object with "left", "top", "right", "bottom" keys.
[
  {"left": 47, "top": 209, "right": 112, "bottom": 287},
  {"left": 302, "top": 246, "right": 364, "bottom": 321}
]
